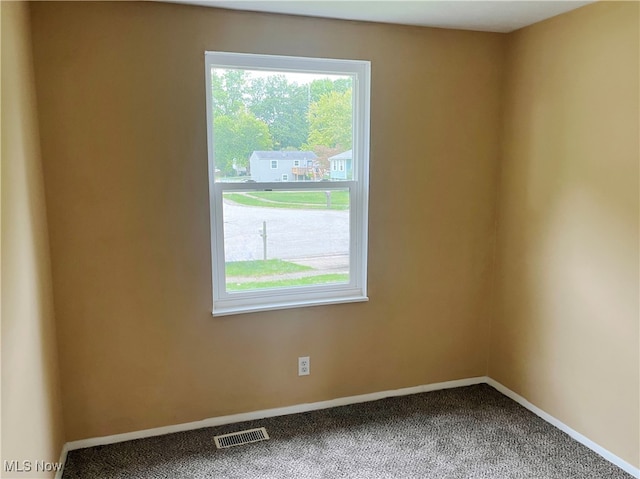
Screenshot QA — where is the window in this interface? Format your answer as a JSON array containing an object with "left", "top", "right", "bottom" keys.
[{"left": 206, "top": 52, "right": 370, "bottom": 316}]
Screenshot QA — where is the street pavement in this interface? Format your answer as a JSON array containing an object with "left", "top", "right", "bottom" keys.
[{"left": 222, "top": 200, "right": 350, "bottom": 268}]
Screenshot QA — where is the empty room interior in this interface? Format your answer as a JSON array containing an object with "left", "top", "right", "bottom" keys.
[{"left": 2, "top": 0, "right": 638, "bottom": 477}]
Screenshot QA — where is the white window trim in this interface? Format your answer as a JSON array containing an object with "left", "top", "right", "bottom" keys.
[
  {"left": 293, "top": 160, "right": 300, "bottom": 167},
  {"left": 205, "top": 51, "right": 370, "bottom": 316},
  {"left": 270, "top": 160, "right": 278, "bottom": 169},
  {"left": 281, "top": 174, "right": 288, "bottom": 181}
]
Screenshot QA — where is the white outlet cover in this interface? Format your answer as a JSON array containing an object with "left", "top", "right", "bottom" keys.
[{"left": 298, "top": 356, "right": 310, "bottom": 376}]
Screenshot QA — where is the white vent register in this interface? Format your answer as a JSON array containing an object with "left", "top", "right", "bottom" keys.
[{"left": 214, "top": 427, "right": 270, "bottom": 449}]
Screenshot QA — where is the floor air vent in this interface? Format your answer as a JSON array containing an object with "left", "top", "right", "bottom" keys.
[{"left": 214, "top": 427, "right": 270, "bottom": 449}]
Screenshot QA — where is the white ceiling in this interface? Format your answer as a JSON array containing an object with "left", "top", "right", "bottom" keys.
[{"left": 165, "top": 0, "right": 594, "bottom": 33}]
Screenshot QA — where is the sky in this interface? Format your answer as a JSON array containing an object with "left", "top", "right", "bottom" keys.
[{"left": 216, "top": 67, "right": 352, "bottom": 85}]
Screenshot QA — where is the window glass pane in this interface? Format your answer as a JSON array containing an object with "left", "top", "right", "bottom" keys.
[
  {"left": 211, "top": 68, "right": 353, "bottom": 183},
  {"left": 222, "top": 189, "right": 350, "bottom": 292}
]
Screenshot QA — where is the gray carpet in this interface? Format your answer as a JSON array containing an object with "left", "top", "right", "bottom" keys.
[{"left": 62, "top": 385, "right": 634, "bottom": 478}]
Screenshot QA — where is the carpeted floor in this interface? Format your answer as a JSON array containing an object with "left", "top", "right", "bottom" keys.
[{"left": 62, "top": 384, "right": 634, "bottom": 478}]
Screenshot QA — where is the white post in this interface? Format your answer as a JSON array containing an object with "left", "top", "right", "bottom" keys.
[{"left": 260, "top": 221, "right": 267, "bottom": 260}]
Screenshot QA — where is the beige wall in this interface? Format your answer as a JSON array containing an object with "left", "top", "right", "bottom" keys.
[
  {"left": 491, "top": 1, "right": 639, "bottom": 468},
  {"left": 29, "top": 2, "right": 503, "bottom": 441},
  {"left": 21, "top": 0, "right": 638, "bottom": 470},
  {"left": 1, "top": 2, "right": 66, "bottom": 477}
]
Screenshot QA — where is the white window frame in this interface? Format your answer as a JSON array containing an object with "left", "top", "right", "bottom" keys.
[
  {"left": 270, "top": 160, "right": 278, "bottom": 169},
  {"left": 205, "top": 51, "right": 370, "bottom": 316},
  {"left": 281, "top": 174, "right": 288, "bottom": 181},
  {"left": 293, "top": 160, "right": 300, "bottom": 167}
]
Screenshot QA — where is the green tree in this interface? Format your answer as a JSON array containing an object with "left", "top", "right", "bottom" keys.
[
  {"left": 305, "top": 89, "right": 352, "bottom": 150},
  {"left": 248, "top": 75, "right": 309, "bottom": 149},
  {"left": 214, "top": 109, "right": 273, "bottom": 176},
  {"left": 309, "top": 78, "right": 351, "bottom": 103},
  {"left": 211, "top": 69, "right": 248, "bottom": 116}
]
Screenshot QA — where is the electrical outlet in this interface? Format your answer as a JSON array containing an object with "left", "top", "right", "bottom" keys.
[{"left": 298, "top": 356, "right": 310, "bottom": 376}]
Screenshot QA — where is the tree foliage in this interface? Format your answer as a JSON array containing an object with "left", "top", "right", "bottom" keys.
[
  {"left": 305, "top": 89, "right": 352, "bottom": 151},
  {"left": 309, "top": 78, "right": 351, "bottom": 103},
  {"left": 211, "top": 69, "right": 353, "bottom": 177},
  {"left": 211, "top": 69, "right": 247, "bottom": 116},
  {"left": 248, "top": 75, "right": 309, "bottom": 150},
  {"left": 214, "top": 109, "right": 273, "bottom": 175}
]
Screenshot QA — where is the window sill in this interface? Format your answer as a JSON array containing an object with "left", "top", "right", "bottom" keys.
[{"left": 212, "top": 295, "right": 369, "bottom": 317}]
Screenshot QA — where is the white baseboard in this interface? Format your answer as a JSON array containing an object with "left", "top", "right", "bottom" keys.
[
  {"left": 58, "top": 376, "right": 638, "bottom": 478},
  {"left": 486, "top": 378, "right": 639, "bottom": 478},
  {"left": 65, "top": 376, "right": 486, "bottom": 451},
  {"left": 54, "top": 443, "right": 69, "bottom": 479}
]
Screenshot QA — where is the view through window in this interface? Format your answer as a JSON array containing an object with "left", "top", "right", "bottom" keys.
[{"left": 206, "top": 53, "right": 370, "bottom": 315}]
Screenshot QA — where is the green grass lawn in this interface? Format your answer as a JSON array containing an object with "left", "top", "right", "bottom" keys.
[
  {"left": 227, "top": 273, "right": 349, "bottom": 291},
  {"left": 226, "top": 259, "right": 312, "bottom": 277},
  {"left": 224, "top": 191, "right": 349, "bottom": 210}
]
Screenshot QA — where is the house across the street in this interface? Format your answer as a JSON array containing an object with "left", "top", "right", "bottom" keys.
[
  {"left": 328, "top": 150, "right": 353, "bottom": 180},
  {"left": 249, "top": 151, "right": 318, "bottom": 182}
]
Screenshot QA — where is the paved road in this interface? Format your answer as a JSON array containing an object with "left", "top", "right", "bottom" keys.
[{"left": 222, "top": 200, "right": 349, "bottom": 264}]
